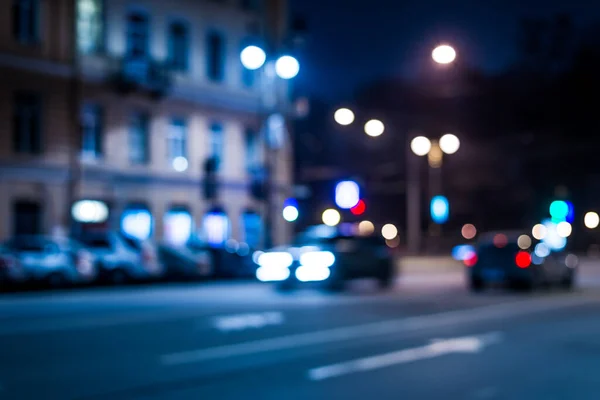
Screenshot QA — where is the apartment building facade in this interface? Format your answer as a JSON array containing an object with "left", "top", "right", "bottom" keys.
[{"left": 0, "top": 0, "right": 295, "bottom": 248}]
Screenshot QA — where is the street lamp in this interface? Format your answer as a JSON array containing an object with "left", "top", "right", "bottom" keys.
[
  {"left": 439, "top": 133, "right": 460, "bottom": 154},
  {"left": 410, "top": 136, "right": 432, "bottom": 156},
  {"left": 334, "top": 108, "right": 355, "bottom": 126},
  {"left": 432, "top": 44, "right": 457, "bottom": 65},
  {"left": 240, "top": 45, "right": 300, "bottom": 248},
  {"left": 364, "top": 119, "right": 385, "bottom": 137},
  {"left": 240, "top": 45, "right": 267, "bottom": 70}
]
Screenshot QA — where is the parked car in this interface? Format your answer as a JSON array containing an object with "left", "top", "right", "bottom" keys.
[
  {"left": 466, "top": 234, "right": 577, "bottom": 291},
  {"left": 0, "top": 236, "right": 96, "bottom": 289},
  {"left": 158, "top": 238, "right": 255, "bottom": 280},
  {"left": 256, "top": 232, "right": 395, "bottom": 291},
  {"left": 158, "top": 241, "right": 213, "bottom": 280},
  {"left": 77, "top": 233, "right": 163, "bottom": 284}
]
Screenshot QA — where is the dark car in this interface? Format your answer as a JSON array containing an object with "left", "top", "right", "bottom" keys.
[
  {"left": 256, "top": 233, "right": 395, "bottom": 291},
  {"left": 467, "top": 239, "right": 577, "bottom": 292}
]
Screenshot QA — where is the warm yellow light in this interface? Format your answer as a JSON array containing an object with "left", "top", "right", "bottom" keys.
[
  {"left": 432, "top": 45, "right": 457, "bottom": 64},
  {"left": 322, "top": 209, "right": 341, "bottom": 227},
  {"left": 585, "top": 212, "right": 599, "bottom": 229},
  {"left": 358, "top": 220, "right": 375, "bottom": 236},
  {"left": 532, "top": 224, "right": 547, "bottom": 240},
  {"left": 381, "top": 224, "right": 398, "bottom": 240},
  {"left": 364, "top": 119, "right": 385, "bottom": 137}
]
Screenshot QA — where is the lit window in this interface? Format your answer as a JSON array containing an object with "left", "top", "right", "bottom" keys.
[
  {"left": 121, "top": 206, "right": 153, "bottom": 240},
  {"left": 203, "top": 210, "right": 230, "bottom": 246},
  {"left": 242, "top": 210, "right": 262, "bottom": 248},
  {"left": 164, "top": 208, "right": 192, "bottom": 245},
  {"left": 77, "top": 0, "right": 103, "bottom": 54}
]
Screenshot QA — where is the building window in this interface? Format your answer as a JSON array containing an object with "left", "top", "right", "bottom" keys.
[
  {"left": 168, "top": 21, "right": 189, "bottom": 71},
  {"left": 206, "top": 32, "right": 225, "bottom": 82},
  {"left": 245, "top": 127, "right": 260, "bottom": 172},
  {"left": 209, "top": 122, "right": 224, "bottom": 169},
  {"left": 168, "top": 118, "right": 187, "bottom": 165},
  {"left": 129, "top": 112, "right": 149, "bottom": 164},
  {"left": 202, "top": 208, "right": 230, "bottom": 247},
  {"left": 13, "top": 92, "right": 41, "bottom": 154},
  {"left": 126, "top": 11, "right": 149, "bottom": 58},
  {"left": 12, "top": 0, "right": 39, "bottom": 44},
  {"left": 121, "top": 205, "right": 153, "bottom": 241},
  {"left": 242, "top": 210, "right": 262, "bottom": 248},
  {"left": 81, "top": 104, "right": 103, "bottom": 160},
  {"left": 77, "top": 0, "right": 103, "bottom": 54},
  {"left": 164, "top": 207, "right": 192, "bottom": 246}
]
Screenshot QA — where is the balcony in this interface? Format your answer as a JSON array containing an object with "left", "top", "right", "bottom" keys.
[{"left": 113, "top": 56, "right": 172, "bottom": 99}]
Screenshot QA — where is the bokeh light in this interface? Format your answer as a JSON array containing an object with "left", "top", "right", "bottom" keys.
[
  {"left": 334, "top": 108, "right": 355, "bottom": 126},
  {"left": 439, "top": 133, "right": 460, "bottom": 155},
  {"left": 430, "top": 195, "right": 449, "bottom": 224},
  {"left": 364, "top": 119, "right": 385, "bottom": 137},
  {"left": 532, "top": 224, "right": 547, "bottom": 240},
  {"left": 549, "top": 200, "right": 569, "bottom": 222},
  {"left": 432, "top": 44, "right": 457, "bottom": 64},
  {"left": 461, "top": 223, "right": 477, "bottom": 240},
  {"left": 517, "top": 234, "right": 532, "bottom": 250},
  {"left": 585, "top": 212, "right": 599, "bottom": 229},
  {"left": 493, "top": 233, "right": 508, "bottom": 248},
  {"left": 282, "top": 205, "right": 299, "bottom": 222},
  {"left": 275, "top": 55, "right": 300, "bottom": 79},
  {"left": 240, "top": 45, "right": 266, "bottom": 70},
  {"left": 535, "top": 242, "right": 550, "bottom": 258},
  {"left": 381, "top": 224, "right": 398, "bottom": 240},
  {"left": 386, "top": 236, "right": 401, "bottom": 249},
  {"left": 410, "top": 136, "right": 432, "bottom": 156},
  {"left": 556, "top": 221, "right": 572, "bottom": 238},
  {"left": 358, "top": 220, "right": 375, "bottom": 236},
  {"left": 335, "top": 180, "right": 360, "bottom": 209},
  {"left": 322, "top": 209, "right": 341, "bottom": 227},
  {"left": 350, "top": 199, "right": 366, "bottom": 216}
]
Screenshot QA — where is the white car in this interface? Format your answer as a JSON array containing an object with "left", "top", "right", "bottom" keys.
[
  {"left": 0, "top": 236, "right": 96, "bottom": 288},
  {"left": 78, "top": 233, "right": 164, "bottom": 284}
]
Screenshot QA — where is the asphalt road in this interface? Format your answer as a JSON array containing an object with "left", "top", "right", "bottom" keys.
[{"left": 1, "top": 267, "right": 600, "bottom": 399}]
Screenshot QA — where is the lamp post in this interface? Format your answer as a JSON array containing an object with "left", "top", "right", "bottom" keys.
[{"left": 241, "top": 45, "right": 299, "bottom": 249}]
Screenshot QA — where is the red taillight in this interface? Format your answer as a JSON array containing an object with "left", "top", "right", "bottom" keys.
[
  {"left": 464, "top": 253, "right": 478, "bottom": 267},
  {"left": 515, "top": 251, "right": 531, "bottom": 268}
]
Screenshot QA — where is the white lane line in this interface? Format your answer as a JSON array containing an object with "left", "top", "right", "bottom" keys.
[
  {"left": 212, "top": 312, "right": 284, "bottom": 332},
  {"left": 160, "top": 296, "right": 591, "bottom": 366},
  {"left": 307, "top": 331, "right": 502, "bottom": 381}
]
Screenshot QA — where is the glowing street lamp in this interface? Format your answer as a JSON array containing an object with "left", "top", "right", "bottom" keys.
[
  {"left": 439, "top": 133, "right": 460, "bottom": 155},
  {"left": 240, "top": 45, "right": 267, "bottom": 70},
  {"left": 411, "top": 136, "right": 432, "bottom": 156},
  {"left": 322, "top": 209, "right": 341, "bottom": 227},
  {"left": 432, "top": 44, "right": 457, "bottom": 65},
  {"left": 585, "top": 212, "right": 600, "bottom": 229},
  {"left": 275, "top": 55, "right": 300, "bottom": 80},
  {"left": 334, "top": 108, "right": 355, "bottom": 126},
  {"left": 364, "top": 119, "right": 385, "bottom": 137}
]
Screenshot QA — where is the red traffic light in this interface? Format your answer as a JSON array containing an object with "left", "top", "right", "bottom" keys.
[{"left": 350, "top": 199, "right": 366, "bottom": 215}]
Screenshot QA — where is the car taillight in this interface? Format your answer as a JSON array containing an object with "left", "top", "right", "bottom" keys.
[
  {"left": 464, "top": 253, "right": 478, "bottom": 267},
  {"left": 515, "top": 251, "right": 531, "bottom": 268}
]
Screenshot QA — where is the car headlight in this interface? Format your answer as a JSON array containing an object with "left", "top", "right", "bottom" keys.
[
  {"left": 257, "top": 252, "right": 293, "bottom": 268},
  {"left": 299, "top": 251, "right": 335, "bottom": 268},
  {"left": 256, "top": 266, "right": 291, "bottom": 282}
]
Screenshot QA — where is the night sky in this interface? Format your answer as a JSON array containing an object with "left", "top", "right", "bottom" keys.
[{"left": 291, "top": 0, "right": 598, "bottom": 101}]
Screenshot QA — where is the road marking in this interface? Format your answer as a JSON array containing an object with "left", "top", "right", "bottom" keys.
[
  {"left": 307, "top": 332, "right": 502, "bottom": 381},
  {"left": 212, "top": 312, "right": 284, "bottom": 332},
  {"left": 160, "top": 296, "right": 590, "bottom": 366}
]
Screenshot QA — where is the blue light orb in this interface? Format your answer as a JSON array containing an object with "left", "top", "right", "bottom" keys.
[{"left": 430, "top": 195, "right": 449, "bottom": 224}]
